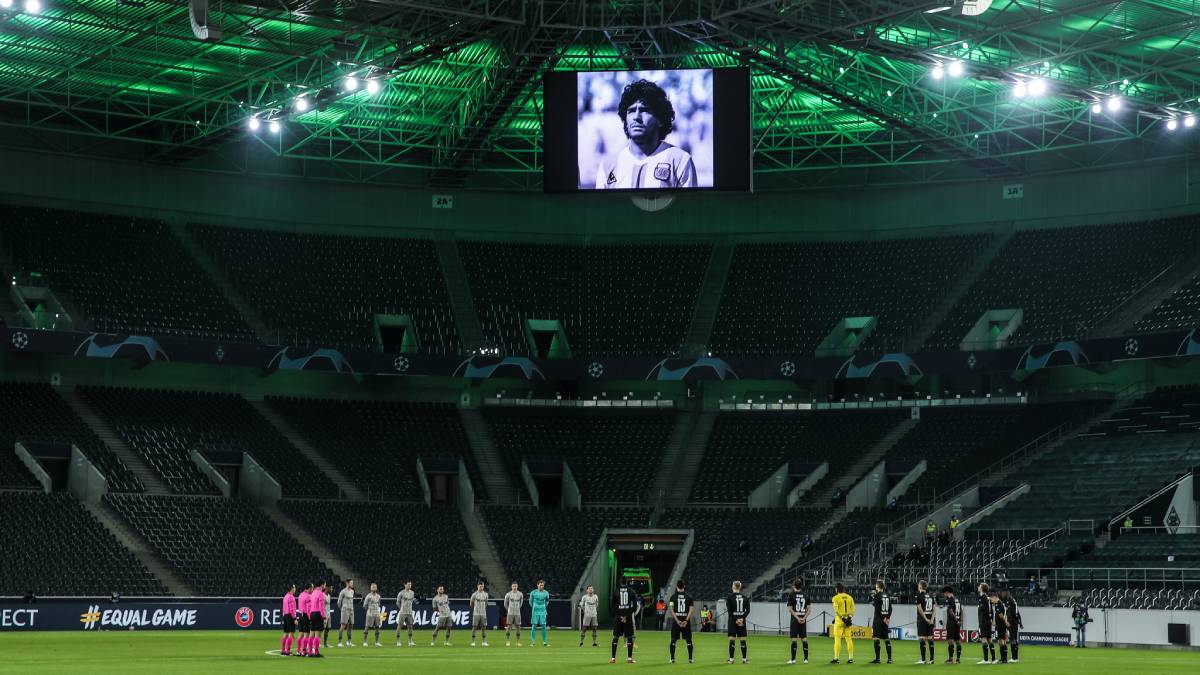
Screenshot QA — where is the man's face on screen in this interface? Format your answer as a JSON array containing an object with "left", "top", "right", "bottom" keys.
[{"left": 624, "top": 100, "right": 661, "bottom": 143}]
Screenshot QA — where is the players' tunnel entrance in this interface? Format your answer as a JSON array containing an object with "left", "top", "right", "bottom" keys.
[{"left": 575, "top": 529, "right": 692, "bottom": 627}]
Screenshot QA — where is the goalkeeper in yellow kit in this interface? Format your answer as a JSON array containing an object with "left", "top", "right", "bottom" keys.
[{"left": 831, "top": 583, "right": 856, "bottom": 664}]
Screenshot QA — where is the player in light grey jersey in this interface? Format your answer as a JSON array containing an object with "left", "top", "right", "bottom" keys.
[
  {"left": 336, "top": 579, "right": 355, "bottom": 647},
  {"left": 430, "top": 586, "right": 453, "bottom": 646},
  {"left": 362, "top": 582, "right": 382, "bottom": 647},
  {"left": 469, "top": 582, "right": 490, "bottom": 647},
  {"left": 503, "top": 582, "right": 524, "bottom": 646},
  {"left": 579, "top": 585, "right": 600, "bottom": 647},
  {"left": 395, "top": 580, "right": 417, "bottom": 646}
]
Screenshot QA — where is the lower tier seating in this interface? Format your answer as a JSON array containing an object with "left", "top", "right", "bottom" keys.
[
  {"left": 106, "top": 494, "right": 333, "bottom": 596},
  {"left": 0, "top": 492, "right": 165, "bottom": 596}
]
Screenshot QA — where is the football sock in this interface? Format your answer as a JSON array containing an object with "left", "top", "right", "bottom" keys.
[{"left": 740, "top": 640, "right": 747, "bottom": 659}]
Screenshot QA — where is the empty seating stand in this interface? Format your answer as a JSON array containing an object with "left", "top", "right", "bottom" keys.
[
  {"left": 0, "top": 492, "right": 166, "bottom": 596},
  {"left": 483, "top": 408, "right": 674, "bottom": 504},
  {"left": 189, "top": 224, "right": 459, "bottom": 354},
  {"left": 709, "top": 234, "right": 989, "bottom": 356},
  {"left": 479, "top": 506, "right": 651, "bottom": 594},
  {"left": 267, "top": 397, "right": 484, "bottom": 502},
  {"left": 0, "top": 204, "right": 255, "bottom": 343},
  {"left": 691, "top": 411, "right": 902, "bottom": 504},
  {"left": 927, "top": 216, "right": 1200, "bottom": 351},
  {"left": 107, "top": 494, "right": 333, "bottom": 596},
  {"left": 0, "top": 381, "right": 141, "bottom": 492},
  {"left": 459, "top": 240, "right": 710, "bottom": 358},
  {"left": 281, "top": 500, "right": 480, "bottom": 595},
  {"left": 81, "top": 386, "right": 337, "bottom": 498},
  {"left": 1135, "top": 271, "right": 1200, "bottom": 334}
]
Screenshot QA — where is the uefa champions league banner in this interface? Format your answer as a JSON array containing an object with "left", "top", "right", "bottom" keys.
[
  {"left": 4, "top": 325, "right": 1200, "bottom": 382},
  {"left": 0, "top": 599, "right": 571, "bottom": 631}
]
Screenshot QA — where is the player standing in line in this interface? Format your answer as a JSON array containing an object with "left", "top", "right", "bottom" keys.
[
  {"left": 504, "top": 582, "right": 524, "bottom": 646},
  {"left": 992, "top": 590, "right": 1010, "bottom": 664},
  {"left": 323, "top": 580, "right": 335, "bottom": 648},
  {"left": 610, "top": 578, "right": 642, "bottom": 664},
  {"left": 977, "top": 583, "right": 996, "bottom": 665},
  {"left": 336, "top": 579, "right": 355, "bottom": 647},
  {"left": 915, "top": 579, "right": 936, "bottom": 664},
  {"left": 1000, "top": 588, "right": 1022, "bottom": 663},
  {"left": 362, "top": 582, "right": 382, "bottom": 647},
  {"left": 725, "top": 579, "right": 751, "bottom": 664},
  {"left": 868, "top": 579, "right": 892, "bottom": 664},
  {"left": 281, "top": 584, "right": 297, "bottom": 656},
  {"left": 529, "top": 580, "right": 551, "bottom": 647},
  {"left": 308, "top": 581, "right": 327, "bottom": 658},
  {"left": 593, "top": 79, "right": 698, "bottom": 190},
  {"left": 431, "top": 586, "right": 454, "bottom": 646},
  {"left": 296, "top": 582, "right": 312, "bottom": 656},
  {"left": 830, "top": 583, "right": 855, "bottom": 665},
  {"left": 470, "top": 582, "right": 490, "bottom": 647},
  {"left": 667, "top": 579, "right": 694, "bottom": 664},
  {"left": 942, "top": 586, "right": 963, "bottom": 664},
  {"left": 785, "top": 578, "right": 812, "bottom": 665},
  {"left": 579, "top": 585, "right": 600, "bottom": 647},
  {"left": 395, "top": 580, "right": 418, "bottom": 646}
]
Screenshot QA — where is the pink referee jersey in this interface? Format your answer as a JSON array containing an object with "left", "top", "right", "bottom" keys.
[
  {"left": 298, "top": 590, "right": 311, "bottom": 615},
  {"left": 312, "top": 588, "right": 327, "bottom": 618},
  {"left": 283, "top": 592, "right": 297, "bottom": 617}
]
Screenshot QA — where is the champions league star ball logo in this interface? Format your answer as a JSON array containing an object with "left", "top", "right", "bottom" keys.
[
  {"left": 234, "top": 607, "right": 253, "bottom": 628},
  {"left": 215, "top": 345, "right": 225, "bottom": 362},
  {"left": 10, "top": 331, "right": 29, "bottom": 350},
  {"left": 779, "top": 361, "right": 796, "bottom": 377},
  {"left": 1124, "top": 338, "right": 1139, "bottom": 356},
  {"left": 393, "top": 356, "right": 410, "bottom": 373},
  {"left": 588, "top": 362, "right": 605, "bottom": 378}
]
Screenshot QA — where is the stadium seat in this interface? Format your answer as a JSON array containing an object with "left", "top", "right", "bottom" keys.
[
  {"left": 482, "top": 408, "right": 674, "bottom": 504},
  {"left": 189, "top": 224, "right": 459, "bottom": 354},
  {"left": 0, "top": 205, "right": 256, "bottom": 343},
  {"left": 106, "top": 493, "right": 333, "bottom": 596},
  {"left": 459, "top": 240, "right": 710, "bottom": 358},
  {"left": 80, "top": 386, "right": 337, "bottom": 497},
  {"left": 0, "top": 492, "right": 166, "bottom": 596},
  {"left": 1135, "top": 272, "right": 1200, "bottom": 334},
  {"left": 280, "top": 500, "right": 480, "bottom": 595}
]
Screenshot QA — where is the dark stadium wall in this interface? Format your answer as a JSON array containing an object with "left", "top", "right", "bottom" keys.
[{"left": 2, "top": 146, "right": 1199, "bottom": 240}]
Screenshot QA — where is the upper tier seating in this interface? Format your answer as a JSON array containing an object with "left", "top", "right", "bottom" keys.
[
  {"left": 483, "top": 408, "right": 674, "bottom": 503},
  {"left": 479, "top": 506, "right": 651, "bottom": 595},
  {"left": 81, "top": 386, "right": 336, "bottom": 497},
  {"left": 927, "top": 217, "right": 1200, "bottom": 350},
  {"left": 281, "top": 500, "right": 479, "bottom": 594},
  {"left": 459, "top": 241, "right": 710, "bottom": 358},
  {"left": 189, "top": 224, "right": 459, "bottom": 353},
  {"left": 1134, "top": 271, "right": 1200, "bottom": 334},
  {"left": 267, "top": 397, "right": 483, "bottom": 502},
  {"left": 974, "top": 388, "right": 1200, "bottom": 533},
  {"left": 660, "top": 507, "right": 829, "bottom": 600},
  {"left": 0, "top": 381, "right": 141, "bottom": 492},
  {"left": 692, "top": 411, "right": 902, "bottom": 503},
  {"left": 0, "top": 492, "right": 166, "bottom": 596},
  {"left": 0, "top": 205, "right": 254, "bottom": 343},
  {"left": 709, "top": 234, "right": 990, "bottom": 357},
  {"left": 106, "top": 494, "right": 333, "bottom": 596}
]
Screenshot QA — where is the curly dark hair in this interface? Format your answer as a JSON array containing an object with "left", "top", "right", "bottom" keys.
[{"left": 618, "top": 78, "right": 675, "bottom": 138}]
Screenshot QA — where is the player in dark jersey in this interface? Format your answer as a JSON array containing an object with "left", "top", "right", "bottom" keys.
[
  {"left": 785, "top": 578, "right": 812, "bottom": 664},
  {"left": 992, "top": 590, "right": 1009, "bottom": 664},
  {"left": 914, "top": 579, "right": 935, "bottom": 664},
  {"left": 868, "top": 579, "right": 893, "bottom": 664},
  {"left": 726, "top": 580, "right": 750, "bottom": 664},
  {"left": 1000, "top": 588, "right": 1021, "bottom": 663},
  {"left": 942, "top": 586, "right": 963, "bottom": 664},
  {"left": 667, "top": 579, "right": 694, "bottom": 664},
  {"left": 976, "top": 583, "right": 996, "bottom": 664},
  {"left": 610, "top": 579, "right": 641, "bottom": 664}
]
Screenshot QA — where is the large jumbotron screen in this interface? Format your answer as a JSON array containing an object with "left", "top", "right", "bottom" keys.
[{"left": 543, "top": 68, "right": 751, "bottom": 193}]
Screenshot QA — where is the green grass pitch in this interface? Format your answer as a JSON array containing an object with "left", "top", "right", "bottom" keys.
[{"left": 0, "top": 630, "right": 1195, "bottom": 673}]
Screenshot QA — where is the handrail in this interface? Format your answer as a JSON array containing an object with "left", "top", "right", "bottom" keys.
[
  {"left": 1108, "top": 472, "right": 1191, "bottom": 529},
  {"left": 1092, "top": 261, "right": 1175, "bottom": 330},
  {"left": 982, "top": 527, "right": 1063, "bottom": 573},
  {"left": 754, "top": 536, "right": 869, "bottom": 600}
]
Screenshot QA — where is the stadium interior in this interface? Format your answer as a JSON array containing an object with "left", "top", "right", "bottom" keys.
[{"left": 2, "top": 0, "right": 1200, "bottom": 661}]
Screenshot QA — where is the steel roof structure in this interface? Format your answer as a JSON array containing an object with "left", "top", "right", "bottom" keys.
[{"left": 1, "top": 0, "right": 1198, "bottom": 190}]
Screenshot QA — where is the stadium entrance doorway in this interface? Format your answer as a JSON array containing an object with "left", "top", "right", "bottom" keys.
[{"left": 575, "top": 529, "right": 693, "bottom": 626}]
